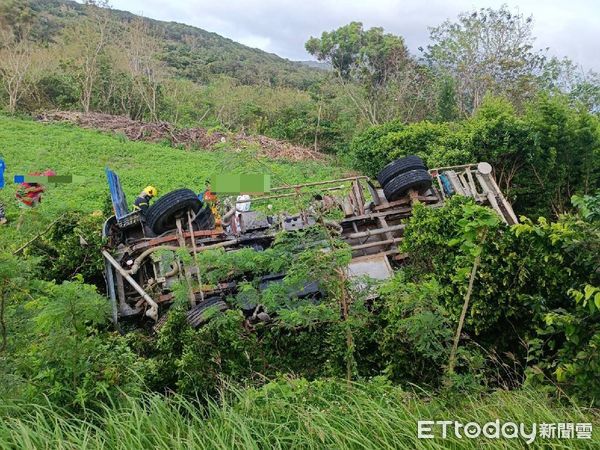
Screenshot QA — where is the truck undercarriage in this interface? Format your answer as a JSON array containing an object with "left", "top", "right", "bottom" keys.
[{"left": 102, "top": 157, "right": 518, "bottom": 330}]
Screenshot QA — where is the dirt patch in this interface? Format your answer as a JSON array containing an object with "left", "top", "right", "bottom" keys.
[{"left": 37, "top": 111, "right": 327, "bottom": 162}]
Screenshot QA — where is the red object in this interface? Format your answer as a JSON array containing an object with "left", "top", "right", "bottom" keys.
[
  {"left": 204, "top": 190, "right": 217, "bottom": 202},
  {"left": 16, "top": 169, "right": 55, "bottom": 207}
]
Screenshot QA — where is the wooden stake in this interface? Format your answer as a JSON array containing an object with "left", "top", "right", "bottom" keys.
[
  {"left": 176, "top": 218, "right": 196, "bottom": 307},
  {"left": 188, "top": 210, "right": 204, "bottom": 303},
  {"left": 447, "top": 253, "right": 480, "bottom": 375}
]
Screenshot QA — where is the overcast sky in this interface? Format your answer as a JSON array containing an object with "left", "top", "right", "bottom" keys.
[{"left": 107, "top": 0, "right": 600, "bottom": 71}]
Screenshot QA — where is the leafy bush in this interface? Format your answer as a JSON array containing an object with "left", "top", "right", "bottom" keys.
[
  {"left": 35, "top": 73, "right": 80, "bottom": 110},
  {"left": 9, "top": 278, "right": 148, "bottom": 409},
  {"left": 537, "top": 285, "right": 600, "bottom": 403},
  {"left": 572, "top": 192, "right": 600, "bottom": 221},
  {"left": 348, "top": 94, "right": 600, "bottom": 217},
  {"left": 176, "top": 310, "right": 261, "bottom": 396},
  {"left": 522, "top": 199, "right": 600, "bottom": 403},
  {"left": 27, "top": 211, "right": 105, "bottom": 284},
  {"left": 348, "top": 119, "right": 405, "bottom": 177},
  {"left": 466, "top": 96, "right": 535, "bottom": 202},
  {"left": 400, "top": 195, "right": 600, "bottom": 400},
  {"left": 383, "top": 121, "right": 471, "bottom": 168},
  {"left": 378, "top": 275, "right": 454, "bottom": 385}
]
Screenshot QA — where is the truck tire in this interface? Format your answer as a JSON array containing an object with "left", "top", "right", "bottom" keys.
[
  {"left": 186, "top": 296, "right": 228, "bottom": 328},
  {"left": 193, "top": 205, "right": 215, "bottom": 230},
  {"left": 146, "top": 189, "right": 202, "bottom": 234},
  {"left": 377, "top": 155, "right": 427, "bottom": 188},
  {"left": 383, "top": 169, "right": 432, "bottom": 202}
]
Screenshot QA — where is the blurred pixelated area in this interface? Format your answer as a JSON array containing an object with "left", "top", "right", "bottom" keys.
[
  {"left": 210, "top": 174, "right": 271, "bottom": 194},
  {"left": 0, "top": 160, "right": 84, "bottom": 190},
  {"left": 13, "top": 175, "right": 86, "bottom": 184}
]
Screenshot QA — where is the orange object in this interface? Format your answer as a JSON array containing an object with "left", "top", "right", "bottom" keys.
[{"left": 203, "top": 190, "right": 217, "bottom": 203}]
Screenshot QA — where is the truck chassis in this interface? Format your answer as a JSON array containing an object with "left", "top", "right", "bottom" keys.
[{"left": 102, "top": 160, "right": 517, "bottom": 329}]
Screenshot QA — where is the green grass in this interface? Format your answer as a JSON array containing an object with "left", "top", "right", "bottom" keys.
[
  {"left": 0, "top": 379, "right": 598, "bottom": 449},
  {"left": 0, "top": 116, "right": 347, "bottom": 243}
]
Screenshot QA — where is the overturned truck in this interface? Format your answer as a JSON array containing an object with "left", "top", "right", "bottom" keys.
[{"left": 102, "top": 157, "right": 518, "bottom": 330}]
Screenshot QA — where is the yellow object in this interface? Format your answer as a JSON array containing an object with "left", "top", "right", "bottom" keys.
[{"left": 143, "top": 186, "right": 158, "bottom": 197}]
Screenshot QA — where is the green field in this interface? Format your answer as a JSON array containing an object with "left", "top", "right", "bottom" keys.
[{"left": 0, "top": 116, "right": 346, "bottom": 239}]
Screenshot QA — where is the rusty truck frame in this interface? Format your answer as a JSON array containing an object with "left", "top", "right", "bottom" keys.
[{"left": 102, "top": 158, "right": 517, "bottom": 330}]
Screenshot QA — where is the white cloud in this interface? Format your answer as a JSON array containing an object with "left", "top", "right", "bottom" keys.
[{"left": 108, "top": 0, "right": 600, "bottom": 70}]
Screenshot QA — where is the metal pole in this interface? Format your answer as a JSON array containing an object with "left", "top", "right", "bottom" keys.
[
  {"left": 104, "top": 259, "right": 121, "bottom": 332},
  {"left": 344, "top": 224, "right": 405, "bottom": 240},
  {"left": 350, "top": 238, "right": 403, "bottom": 251},
  {"left": 269, "top": 176, "right": 369, "bottom": 192},
  {"left": 430, "top": 163, "right": 478, "bottom": 172},
  {"left": 188, "top": 210, "right": 204, "bottom": 303},
  {"left": 239, "top": 185, "right": 346, "bottom": 204},
  {"left": 176, "top": 218, "right": 196, "bottom": 307},
  {"left": 102, "top": 250, "right": 159, "bottom": 321}
]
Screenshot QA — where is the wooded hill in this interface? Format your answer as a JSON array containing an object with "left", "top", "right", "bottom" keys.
[{"left": 28, "top": 0, "right": 324, "bottom": 89}]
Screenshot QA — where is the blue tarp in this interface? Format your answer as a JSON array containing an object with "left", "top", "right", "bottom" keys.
[
  {"left": 105, "top": 167, "right": 129, "bottom": 219},
  {"left": 439, "top": 173, "right": 455, "bottom": 196},
  {"left": 0, "top": 158, "right": 5, "bottom": 189}
]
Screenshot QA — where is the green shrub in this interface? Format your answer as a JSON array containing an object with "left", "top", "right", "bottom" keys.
[
  {"left": 27, "top": 211, "right": 105, "bottom": 284},
  {"left": 176, "top": 310, "right": 261, "bottom": 396},
  {"left": 348, "top": 119, "right": 405, "bottom": 177},
  {"left": 10, "top": 278, "right": 148, "bottom": 409},
  {"left": 378, "top": 275, "right": 454, "bottom": 385},
  {"left": 35, "top": 73, "right": 80, "bottom": 110},
  {"left": 383, "top": 121, "right": 471, "bottom": 167},
  {"left": 400, "top": 196, "right": 600, "bottom": 400},
  {"left": 521, "top": 199, "right": 600, "bottom": 403}
]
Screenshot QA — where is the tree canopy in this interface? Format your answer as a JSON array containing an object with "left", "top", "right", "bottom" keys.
[{"left": 424, "top": 5, "right": 546, "bottom": 116}]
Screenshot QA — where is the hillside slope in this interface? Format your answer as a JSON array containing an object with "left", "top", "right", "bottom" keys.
[
  {"left": 29, "top": 0, "right": 323, "bottom": 89},
  {"left": 0, "top": 115, "right": 345, "bottom": 229}
]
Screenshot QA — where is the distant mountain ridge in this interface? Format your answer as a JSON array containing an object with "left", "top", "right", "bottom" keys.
[{"left": 30, "top": 0, "right": 324, "bottom": 89}]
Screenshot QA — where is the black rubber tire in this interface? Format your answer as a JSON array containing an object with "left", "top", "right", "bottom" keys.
[
  {"left": 259, "top": 274, "right": 323, "bottom": 300},
  {"left": 186, "top": 296, "right": 228, "bottom": 328},
  {"left": 383, "top": 169, "right": 432, "bottom": 201},
  {"left": 377, "top": 155, "right": 427, "bottom": 188},
  {"left": 146, "top": 189, "right": 202, "bottom": 234}
]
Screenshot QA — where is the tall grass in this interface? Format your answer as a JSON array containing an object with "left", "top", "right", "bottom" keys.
[{"left": 1, "top": 379, "right": 598, "bottom": 449}]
